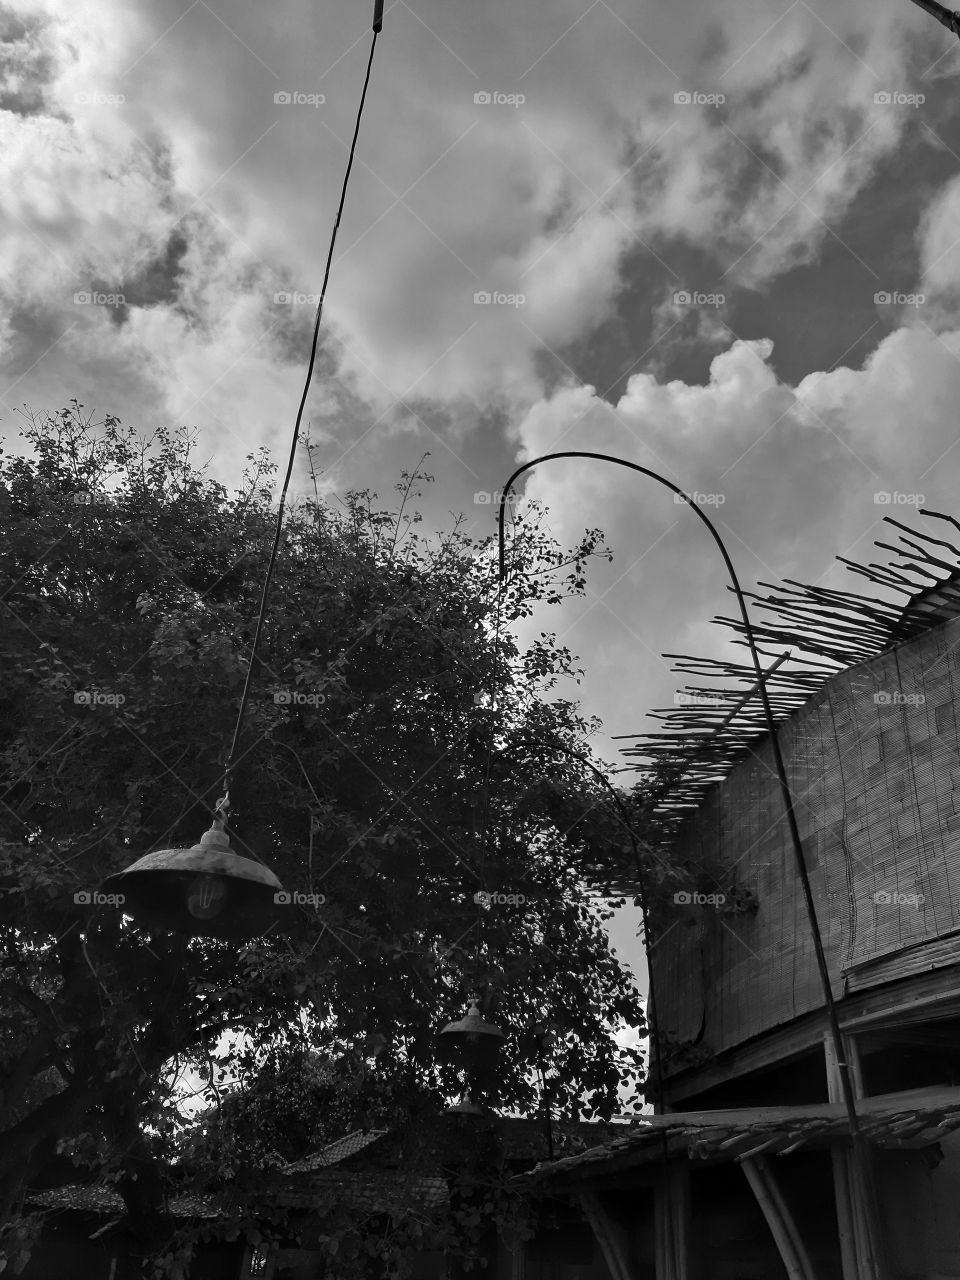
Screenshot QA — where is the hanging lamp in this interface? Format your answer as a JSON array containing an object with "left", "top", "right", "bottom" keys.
[
  {"left": 95, "top": 0, "right": 387, "bottom": 939},
  {"left": 437, "top": 993, "right": 506, "bottom": 1115},
  {"left": 99, "top": 813, "right": 283, "bottom": 940}
]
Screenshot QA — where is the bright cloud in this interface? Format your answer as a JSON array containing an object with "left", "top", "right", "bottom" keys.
[{"left": 0, "top": 0, "right": 948, "bottom": 457}]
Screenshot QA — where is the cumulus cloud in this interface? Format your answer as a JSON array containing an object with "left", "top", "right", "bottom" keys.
[
  {"left": 0, "top": 0, "right": 948, "bottom": 461},
  {"left": 918, "top": 172, "right": 960, "bottom": 321},
  {"left": 510, "top": 324, "right": 960, "bottom": 765},
  {"left": 2, "top": 0, "right": 959, "bottom": 760}
]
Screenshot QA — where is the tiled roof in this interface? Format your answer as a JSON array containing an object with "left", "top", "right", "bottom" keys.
[
  {"left": 282, "top": 1128, "right": 389, "bottom": 1173},
  {"left": 27, "top": 1173, "right": 448, "bottom": 1221},
  {"left": 25, "top": 1117, "right": 636, "bottom": 1222},
  {"left": 26, "top": 1185, "right": 221, "bottom": 1219},
  {"left": 513, "top": 1086, "right": 960, "bottom": 1186},
  {"left": 279, "top": 1117, "right": 636, "bottom": 1177},
  {"left": 267, "top": 1172, "right": 448, "bottom": 1211}
]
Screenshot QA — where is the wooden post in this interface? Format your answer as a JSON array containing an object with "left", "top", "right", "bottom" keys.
[
  {"left": 577, "top": 1189, "right": 636, "bottom": 1280},
  {"left": 670, "top": 1161, "right": 691, "bottom": 1280},
  {"left": 824, "top": 1029, "right": 864, "bottom": 1280},
  {"left": 822, "top": 1030, "right": 891, "bottom": 1280},
  {"left": 824, "top": 1028, "right": 864, "bottom": 1101},
  {"left": 741, "top": 1156, "right": 817, "bottom": 1280},
  {"left": 496, "top": 1223, "right": 527, "bottom": 1274},
  {"left": 830, "top": 1146, "right": 861, "bottom": 1280},
  {"left": 654, "top": 1161, "right": 690, "bottom": 1280}
]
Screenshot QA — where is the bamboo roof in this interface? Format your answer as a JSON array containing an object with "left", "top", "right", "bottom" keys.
[
  {"left": 616, "top": 510, "right": 960, "bottom": 847},
  {"left": 514, "top": 1086, "right": 960, "bottom": 1185}
]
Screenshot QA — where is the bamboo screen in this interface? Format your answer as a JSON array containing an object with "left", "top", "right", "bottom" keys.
[{"left": 652, "top": 615, "right": 960, "bottom": 1062}]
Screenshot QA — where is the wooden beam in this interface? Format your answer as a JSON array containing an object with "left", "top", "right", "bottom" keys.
[
  {"left": 662, "top": 964, "right": 960, "bottom": 1106},
  {"left": 838, "top": 986, "right": 960, "bottom": 1031},
  {"left": 741, "top": 1156, "right": 817, "bottom": 1280},
  {"left": 576, "top": 1189, "right": 636, "bottom": 1280}
]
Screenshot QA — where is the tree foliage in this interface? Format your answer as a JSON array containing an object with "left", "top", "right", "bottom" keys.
[{"left": 0, "top": 404, "right": 657, "bottom": 1274}]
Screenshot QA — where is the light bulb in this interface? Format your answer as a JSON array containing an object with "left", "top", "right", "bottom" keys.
[{"left": 186, "top": 873, "right": 227, "bottom": 920}]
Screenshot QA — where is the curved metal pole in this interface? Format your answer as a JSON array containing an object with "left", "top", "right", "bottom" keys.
[
  {"left": 496, "top": 451, "right": 889, "bottom": 1280},
  {"left": 906, "top": 0, "right": 960, "bottom": 38}
]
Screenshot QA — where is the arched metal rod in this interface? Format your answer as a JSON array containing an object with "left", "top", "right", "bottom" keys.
[
  {"left": 497, "top": 451, "right": 889, "bottom": 1280},
  {"left": 906, "top": 0, "right": 960, "bottom": 38}
]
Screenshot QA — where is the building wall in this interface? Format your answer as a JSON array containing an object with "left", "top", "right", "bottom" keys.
[{"left": 653, "top": 617, "right": 960, "bottom": 1064}]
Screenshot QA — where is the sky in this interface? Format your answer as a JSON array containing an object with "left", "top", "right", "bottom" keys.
[{"left": 4, "top": 0, "right": 960, "bottom": 1009}]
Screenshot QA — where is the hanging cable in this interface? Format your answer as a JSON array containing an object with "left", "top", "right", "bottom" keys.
[{"left": 217, "top": 6, "right": 384, "bottom": 824}]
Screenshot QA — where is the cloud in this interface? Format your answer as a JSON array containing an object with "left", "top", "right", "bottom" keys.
[
  {"left": 0, "top": 0, "right": 947, "bottom": 465},
  {"left": 918, "top": 172, "right": 960, "bottom": 321},
  {"left": 2, "top": 0, "right": 960, "bottom": 760},
  {"left": 0, "top": 5, "right": 57, "bottom": 116},
  {"left": 508, "top": 322, "right": 960, "bottom": 766}
]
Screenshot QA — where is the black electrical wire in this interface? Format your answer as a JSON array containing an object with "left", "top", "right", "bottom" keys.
[{"left": 217, "top": 13, "right": 383, "bottom": 820}]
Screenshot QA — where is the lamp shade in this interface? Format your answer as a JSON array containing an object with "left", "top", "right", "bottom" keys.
[
  {"left": 437, "top": 995, "right": 506, "bottom": 1075},
  {"left": 445, "top": 1092, "right": 490, "bottom": 1116},
  {"left": 99, "top": 824, "right": 285, "bottom": 940}
]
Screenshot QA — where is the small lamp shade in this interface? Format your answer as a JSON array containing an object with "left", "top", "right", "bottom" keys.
[
  {"left": 99, "top": 822, "right": 285, "bottom": 940},
  {"left": 437, "top": 995, "right": 506, "bottom": 1080},
  {"left": 445, "top": 1092, "right": 490, "bottom": 1116}
]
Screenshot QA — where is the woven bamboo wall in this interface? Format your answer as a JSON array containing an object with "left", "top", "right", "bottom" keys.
[{"left": 653, "top": 615, "right": 960, "bottom": 1067}]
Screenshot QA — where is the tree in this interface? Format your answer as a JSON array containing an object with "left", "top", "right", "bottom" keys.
[
  {"left": 177, "top": 1040, "right": 427, "bottom": 1182},
  {"left": 0, "top": 404, "right": 653, "bottom": 1273}
]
